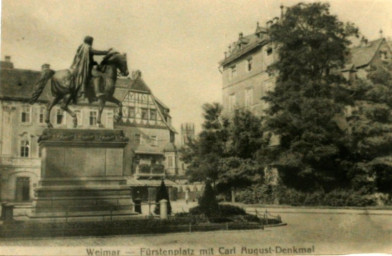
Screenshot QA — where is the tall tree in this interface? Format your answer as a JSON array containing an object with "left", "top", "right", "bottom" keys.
[
  {"left": 180, "top": 106, "right": 266, "bottom": 193},
  {"left": 346, "top": 63, "right": 392, "bottom": 195},
  {"left": 263, "top": 2, "right": 358, "bottom": 191},
  {"left": 180, "top": 103, "right": 229, "bottom": 183}
]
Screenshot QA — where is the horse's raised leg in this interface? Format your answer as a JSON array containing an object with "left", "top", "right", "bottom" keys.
[
  {"left": 107, "top": 95, "right": 123, "bottom": 122},
  {"left": 46, "top": 96, "right": 61, "bottom": 128},
  {"left": 97, "top": 96, "right": 106, "bottom": 128},
  {"left": 61, "top": 94, "right": 77, "bottom": 128}
]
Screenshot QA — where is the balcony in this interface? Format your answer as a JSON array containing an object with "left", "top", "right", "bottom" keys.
[
  {"left": 134, "top": 164, "right": 165, "bottom": 179},
  {"left": 0, "top": 156, "right": 41, "bottom": 167}
]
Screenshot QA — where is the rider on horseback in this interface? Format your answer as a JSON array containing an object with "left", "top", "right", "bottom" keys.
[{"left": 70, "top": 36, "right": 112, "bottom": 102}]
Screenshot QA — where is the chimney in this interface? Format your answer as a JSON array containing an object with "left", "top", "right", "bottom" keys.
[
  {"left": 360, "top": 36, "right": 368, "bottom": 47},
  {"left": 280, "top": 5, "right": 284, "bottom": 20},
  {"left": 1, "top": 55, "right": 14, "bottom": 69},
  {"left": 379, "top": 29, "right": 383, "bottom": 39},
  {"left": 41, "top": 63, "right": 50, "bottom": 71},
  {"left": 224, "top": 51, "right": 228, "bottom": 58},
  {"left": 239, "top": 32, "right": 243, "bottom": 39}
]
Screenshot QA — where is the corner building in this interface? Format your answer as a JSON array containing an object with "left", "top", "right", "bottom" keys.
[{"left": 220, "top": 23, "right": 278, "bottom": 118}]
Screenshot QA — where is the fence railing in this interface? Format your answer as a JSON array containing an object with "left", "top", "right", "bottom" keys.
[{"left": 250, "top": 208, "right": 282, "bottom": 225}]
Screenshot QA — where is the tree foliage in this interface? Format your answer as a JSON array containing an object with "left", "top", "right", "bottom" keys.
[
  {"left": 345, "top": 63, "right": 392, "bottom": 194},
  {"left": 198, "top": 180, "right": 220, "bottom": 217},
  {"left": 262, "top": 2, "right": 358, "bottom": 191},
  {"left": 180, "top": 104, "right": 266, "bottom": 193}
]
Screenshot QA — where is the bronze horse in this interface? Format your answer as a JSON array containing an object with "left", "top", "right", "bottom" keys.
[{"left": 30, "top": 52, "right": 129, "bottom": 128}]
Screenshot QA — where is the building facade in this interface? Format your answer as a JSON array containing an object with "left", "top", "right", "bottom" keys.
[
  {"left": 220, "top": 23, "right": 278, "bottom": 118},
  {"left": 220, "top": 24, "right": 392, "bottom": 119},
  {"left": 0, "top": 57, "right": 115, "bottom": 204},
  {"left": 113, "top": 71, "right": 184, "bottom": 201}
]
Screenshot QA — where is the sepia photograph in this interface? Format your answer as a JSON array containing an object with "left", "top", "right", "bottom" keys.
[{"left": 0, "top": 0, "right": 391, "bottom": 255}]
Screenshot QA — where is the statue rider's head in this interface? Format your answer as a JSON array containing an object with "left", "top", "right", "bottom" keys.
[{"left": 84, "top": 36, "right": 94, "bottom": 46}]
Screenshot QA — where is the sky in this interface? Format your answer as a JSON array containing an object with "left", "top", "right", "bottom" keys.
[{"left": 1, "top": 0, "right": 392, "bottom": 134}]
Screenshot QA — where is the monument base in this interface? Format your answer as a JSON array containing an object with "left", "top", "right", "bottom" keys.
[{"left": 29, "top": 129, "right": 138, "bottom": 222}]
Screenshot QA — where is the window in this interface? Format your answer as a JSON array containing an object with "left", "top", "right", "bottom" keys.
[
  {"left": 168, "top": 156, "right": 174, "bottom": 168},
  {"left": 122, "top": 107, "right": 129, "bottom": 118},
  {"left": 245, "top": 88, "right": 254, "bottom": 107},
  {"left": 150, "top": 109, "right": 157, "bottom": 121},
  {"left": 135, "top": 134, "right": 141, "bottom": 144},
  {"left": 247, "top": 58, "right": 253, "bottom": 72},
  {"left": 129, "top": 107, "right": 135, "bottom": 118},
  {"left": 15, "top": 177, "right": 30, "bottom": 202},
  {"left": 38, "top": 106, "right": 45, "bottom": 124},
  {"left": 228, "top": 93, "right": 236, "bottom": 112},
  {"left": 21, "top": 106, "right": 31, "bottom": 123},
  {"left": 230, "top": 65, "right": 237, "bottom": 79},
  {"left": 56, "top": 109, "right": 64, "bottom": 124},
  {"left": 141, "top": 108, "right": 148, "bottom": 120},
  {"left": 89, "top": 111, "right": 97, "bottom": 126},
  {"left": 151, "top": 136, "right": 158, "bottom": 146},
  {"left": 75, "top": 110, "right": 82, "bottom": 127},
  {"left": 266, "top": 47, "right": 273, "bottom": 56},
  {"left": 20, "top": 139, "right": 30, "bottom": 158},
  {"left": 141, "top": 94, "right": 148, "bottom": 104}
]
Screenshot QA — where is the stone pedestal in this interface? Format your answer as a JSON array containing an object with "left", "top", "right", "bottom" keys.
[
  {"left": 160, "top": 199, "right": 168, "bottom": 219},
  {"left": 29, "top": 129, "right": 137, "bottom": 222}
]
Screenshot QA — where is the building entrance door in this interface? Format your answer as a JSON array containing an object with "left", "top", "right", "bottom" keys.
[{"left": 15, "top": 177, "right": 30, "bottom": 202}]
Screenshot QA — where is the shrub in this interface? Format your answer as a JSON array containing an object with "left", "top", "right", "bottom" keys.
[
  {"left": 235, "top": 189, "right": 256, "bottom": 204},
  {"left": 154, "top": 180, "right": 172, "bottom": 215},
  {"left": 279, "top": 188, "right": 306, "bottom": 206},
  {"left": 303, "top": 191, "right": 324, "bottom": 206},
  {"left": 199, "top": 181, "right": 220, "bottom": 217},
  {"left": 189, "top": 206, "right": 203, "bottom": 215},
  {"left": 219, "top": 204, "right": 246, "bottom": 216},
  {"left": 323, "top": 190, "right": 350, "bottom": 206}
]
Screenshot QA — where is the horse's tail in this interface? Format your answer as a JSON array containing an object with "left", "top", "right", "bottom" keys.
[{"left": 30, "top": 69, "right": 55, "bottom": 104}]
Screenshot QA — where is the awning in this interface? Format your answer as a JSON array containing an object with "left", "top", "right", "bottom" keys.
[{"left": 126, "top": 178, "right": 178, "bottom": 187}]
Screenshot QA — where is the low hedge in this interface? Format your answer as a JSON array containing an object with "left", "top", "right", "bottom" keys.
[
  {"left": 0, "top": 218, "right": 264, "bottom": 238},
  {"left": 236, "top": 186, "right": 383, "bottom": 207},
  {"left": 189, "top": 204, "right": 246, "bottom": 217}
]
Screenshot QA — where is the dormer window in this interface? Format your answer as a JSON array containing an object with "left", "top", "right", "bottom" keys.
[
  {"left": 380, "top": 50, "right": 388, "bottom": 60},
  {"left": 266, "top": 47, "right": 273, "bottom": 56}
]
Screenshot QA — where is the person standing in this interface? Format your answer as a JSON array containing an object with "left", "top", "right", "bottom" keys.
[{"left": 70, "top": 36, "right": 111, "bottom": 101}]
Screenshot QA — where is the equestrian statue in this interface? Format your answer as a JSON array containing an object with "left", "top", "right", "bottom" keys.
[{"left": 30, "top": 36, "right": 129, "bottom": 128}]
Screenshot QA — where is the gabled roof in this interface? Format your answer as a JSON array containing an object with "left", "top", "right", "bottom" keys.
[
  {"left": 0, "top": 66, "right": 115, "bottom": 107},
  {"left": 349, "top": 38, "right": 385, "bottom": 68},
  {"left": 220, "top": 32, "right": 270, "bottom": 67},
  {"left": 114, "top": 74, "right": 177, "bottom": 134},
  {"left": 0, "top": 68, "right": 43, "bottom": 101}
]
